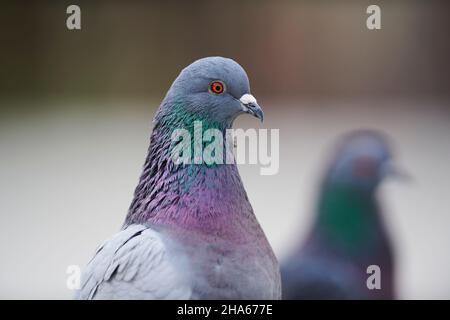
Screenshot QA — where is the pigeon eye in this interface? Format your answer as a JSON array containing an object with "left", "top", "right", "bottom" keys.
[
  {"left": 353, "top": 156, "right": 377, "bottom": 178},
  {"left": 210, "top": 81, "right": 225, "bottom": 95}
]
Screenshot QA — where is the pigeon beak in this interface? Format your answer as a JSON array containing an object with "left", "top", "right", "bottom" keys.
[
  {"left": 381, "top": 161, "right": 412, "bottom": 182},
  {"left": 239, "top": 94, "right": 264, "bottom": 123}
]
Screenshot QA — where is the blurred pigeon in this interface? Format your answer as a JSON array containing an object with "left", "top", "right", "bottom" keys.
[
  {"left": 281, "top": 130, "right": 403, "bottom": 299},
  {"left": 76, "top": 57, "right": 280, "bottom": 299}
]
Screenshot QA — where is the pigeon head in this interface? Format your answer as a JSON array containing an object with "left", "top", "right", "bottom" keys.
[
  {"left": 325, "top": 130, "right": 404, "bottom": 192},
  {"left": 126, "top": 57, "right": 264, "bottom": 225},
  {"left": 160, "top": 56, "right": 263, "bottom": 126}
]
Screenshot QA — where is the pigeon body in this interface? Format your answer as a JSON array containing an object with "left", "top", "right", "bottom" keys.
[
  {"left": 77, "top": 57, "right": 280, "bottom": 300},
  {"left": 281, "top": 130, "right": 397, "bottom": 299}
]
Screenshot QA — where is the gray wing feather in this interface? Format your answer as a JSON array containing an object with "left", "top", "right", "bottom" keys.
[{"left": 75, "top": 224, "right": 192, "bottom": 300}]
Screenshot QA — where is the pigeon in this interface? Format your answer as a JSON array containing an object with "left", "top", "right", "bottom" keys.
[
  {"left": 281, "top": 130, "right": 403, "bottom": 300},
  {"left": 76, "top": 57, "right": 281, "bottom": 300}
]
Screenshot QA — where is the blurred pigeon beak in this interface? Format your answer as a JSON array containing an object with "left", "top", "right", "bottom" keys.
[
  {"left": 240, "top": 94, "right": 264, "bottom": 123},
  {"left": 381, "top": 161, "right": 412, "bottom": 182}
]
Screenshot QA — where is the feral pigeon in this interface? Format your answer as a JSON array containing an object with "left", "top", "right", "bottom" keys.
[
  {"left": 76, "top": 57, "right": 281, "bottom": 299},
  {"left": 281, "top": 130, "right": 402, "bottom": 299}
]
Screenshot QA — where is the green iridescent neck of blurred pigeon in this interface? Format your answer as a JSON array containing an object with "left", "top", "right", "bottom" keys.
[{"left": 315, "top": 182, "right": 379, "bottom": 254}]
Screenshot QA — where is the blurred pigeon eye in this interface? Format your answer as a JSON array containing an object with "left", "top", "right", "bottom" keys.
[
  {"left": 353, "top": 156, "right": 378, "bottom": 179},
  {"left": 209, "top": 81, "right": 225, "bottom": 94}
]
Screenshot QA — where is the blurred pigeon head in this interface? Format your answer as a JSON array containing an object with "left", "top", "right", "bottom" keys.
[
  {"left": 325, "top": 129, "right": 407, "bottom": 191},
  {"left": 161, "top": 56, "right": 263, "bottom": 125}
]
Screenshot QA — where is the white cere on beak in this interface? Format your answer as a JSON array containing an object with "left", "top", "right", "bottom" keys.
[
  {"left": 240, "top": 94, "right": 257, "bottom": 105},
  {"left": 239, "top": 94, "right": 257, "bottom": 111},
  {"left": 238, "top": 93, "right": 264, "bottom": 122}
]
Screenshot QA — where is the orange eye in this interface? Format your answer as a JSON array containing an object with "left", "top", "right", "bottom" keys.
[
  {"left": 353, "top": 156, "right": 377, "bottom": 178},
  {"left": 210, "top": 81, "right": 225, "bottom": 94}
]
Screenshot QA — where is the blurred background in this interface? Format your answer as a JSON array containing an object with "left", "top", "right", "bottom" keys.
[{"left": 0, "top": 0, "right": 449, "bottom": 299}]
